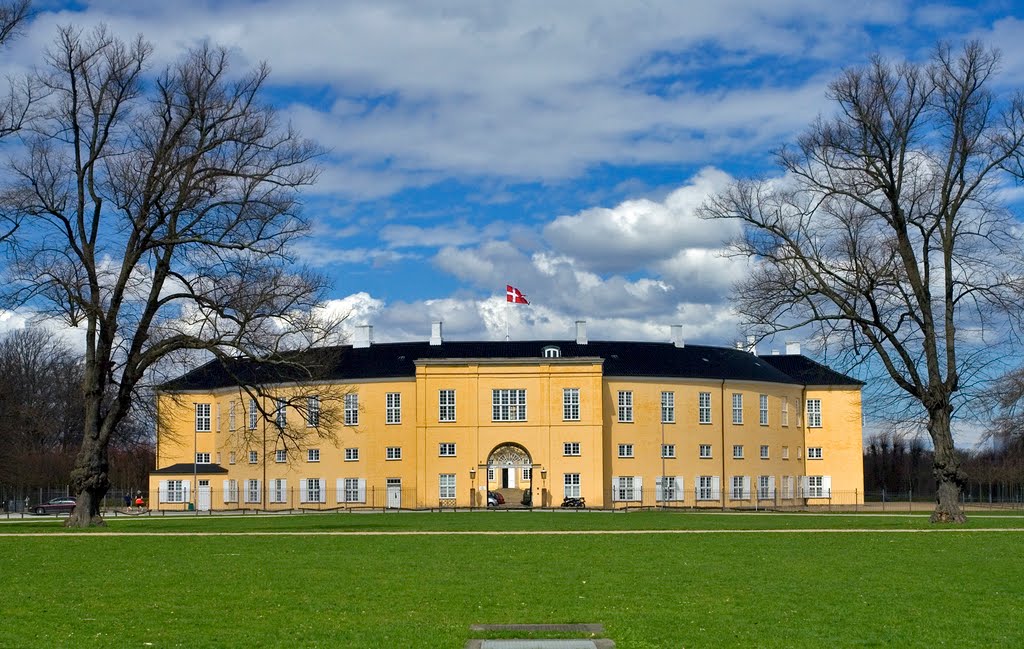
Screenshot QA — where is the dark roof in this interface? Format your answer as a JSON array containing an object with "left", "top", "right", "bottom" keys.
[
  {"left": 161, "top": 340, "right": 862, "bottom": 391},
  {"left": 151, "top": 463, "right": 229, "bottom": 475},
  {"left": 760, "top": 354, "right": 864, "bottom": 386}
]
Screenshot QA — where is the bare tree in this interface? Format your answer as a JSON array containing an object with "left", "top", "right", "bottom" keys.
[
  {"left": 0, "top": 26, "right": 340, "bottom": 527},
  {"left": 700, "top": 42, "right": 1024, "bottom": 523}
]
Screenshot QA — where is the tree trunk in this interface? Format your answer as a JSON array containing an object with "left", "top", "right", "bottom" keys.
[
  {"left": 65, "top": 418, "right": 109, "bottom": 528},
  {"left": 929, "top": 407, "right": 966, "bottom": 524}
]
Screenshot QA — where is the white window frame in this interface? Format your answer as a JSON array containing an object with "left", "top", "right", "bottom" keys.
[
  {"left": 245, "top": 479, "right": 261, "bottom": 504},
  {"left": 782, "top": 446, "right": 790, "bottom": 460},
  {"left": 522, "top": 467, "right": 532, "bottom": 481},
  {"left": 195, "top": 452, "right": 210, "bottom": 464},
  {"left": 760, "top": 445, "right": 769, "bottom": 459},
  {"left": 386, "top": 446, "right": 402, "bottom": 461},
  {"left": 613, "top": 475, "right": 641, "bottom": 502},
  {"left": 248, "top": 398, "right": 258, "bottom": 430},
  {"left": 733, "top": 444, "right": 744, "bottom": 459},
  {"left": 564, "top": 473, "right": 581, "bottom": 498},
  {"left": 438, "top": 389, "right": 456, "bottom": 422},
  {"left": 732, "top": 393, "right": 743, "bottom": 424},
  {"left": 697, "top": 475, "right": 719, "bottom": 501},
  {"left": 344, "top": 393, "right": 358, "bottom": 426},
  {"left": 699, "top": 392, "right": 712, "bottom": 424},
  {"left": 248, "top": 450, "right": 258, "bottom": 464},
  {"left": 342, "top": 478, "right": 364, "bottom": 503},
  {"left": 618, "top": 443, "right": 634, "bottom": 458},
  {"left": 307, "top": 448, "right": 320, "bottom": 463},
  {"left": 699, "top": 444, "right": 712, "bottom": 459},
  {"left": 229, "top": 451, "right": 236, "bottom": 465},
  {"left": 224, "top": 479, "right": 238, "bottom": 503},
  {"left": 270, "top": 478, "right": 287, "bottom": 504},
  {"left": 543, "top": 346, "right": 561, "bottom": 358},
  {"left": 731, "top": 475, "right": 750, "bottom": 500},
  {"left": 564, "top": 442, "right": 581, "bottom": 456},
  {"left": 438, "top": 474, "right": 456, "bottom": 499},
  {"left": 386, "top": 392, "right": 401, "bottom": 424},
  {"left": 228, "top": 402, "right": 236, "bottom": 431},
  {"left": 195, "top": 403, "right": 211, "bottom": 432},
  {"left": 656, "top": 475, "right": 684, "bottom": 502},
  {"left": 759, "top": 394, "right": 769, "bottom": 426},
  {"left": 807, "top": 398, "right": 822, "bottom": 428},
  {"left": 492, "top": 388, "right": 527, "bottom": 422},
  {"left": 275, "top": 449, "right": 287, "bottom": 463},
  {"left": 662, "top": 444, "right": 676, "bottom": 459},
  {"left": 806, "top": 475, "right": 826, "bottom": 498},
  {"left": 758, "top": 475, "right": 774, "bottom": 500},
  {"left": 782, "top": 396, "right": 789, "bottom": 427},
  {"left": 439, "top": 442, "right": 456, "bottom": 457},
  {"left": 302, "top": 478, "right": 324, "bottom": 504},
  {"left": 563, "top": 388, "right": 580, "bottom": 421},
  {"left": 165, "top": 479, "right": 185, "bottom": 503},
  {"left": 275, "top": 398, "right": 287, "bottom": 429},
  {"left": 307, "top": 395, "right": 320, "bottom": 427},
  {"left": 661, "top": 391, "right": 675, "bottom": 424},
  {"left": 618, "top": 390, "right": 633, "bottom": 423},
  {"left": 808, "top": 446, "right": 823, "bottom": 460},
  {"left": 344, "top": 447, "right": 359, "bottom": 462}
]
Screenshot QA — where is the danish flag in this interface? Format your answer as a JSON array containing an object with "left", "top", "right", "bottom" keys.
[{"left": 506, "top": 285, "right": 529, "bottom": 304}]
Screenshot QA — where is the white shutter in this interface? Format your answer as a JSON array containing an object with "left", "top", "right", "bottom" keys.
[
  {"left": 634, "top": 477, "right": 643, "bottom": 502},
  {"left": 611, "top": 477, "right": 620, "bottom": 502},
  {"left": 300, "top": 480, "right": 308, "bottom": 503},
  {"left": 655, "top": 476, "right": 663, "bottom": 502},
  {"left": 742, "top": 476, "right": 751, "bottom": 500},
  {"left": 823, "top": 476, "right": 832, "bottom": 497},
  {"left": 319, "top": 479, "right": 326, "bottom": 503},
  {"left": 223, "top": 480, "right": 231, "bottom": 503},
  {"left": 675, "top": 476, "right": 684, "bottom": 502},
  {"left": 159, "top": 480, "right": 169, "bottom": 503},
  {"left": 711, "top": 476, "right": 721, "bottom": 500},
  {"left": 216, "top": 404, "right": 221, "bottom": 431},
  {"left": 768, "top": 476, "right": 776, "bottom": 499},
  {"left": 182, "top": 481, "right": 190, "bottom": 504},
  {"left": 336, "top": 478, "right": 345, "bottom": 503},
  {"left": 357, "top": 479, "right": 366, "bottom": 503},
  {"left": 800, "top": 476, "right": 810, "bottom": 498},
  {"left": 255, "top": 479, "right": 262, "bottom": 503}
]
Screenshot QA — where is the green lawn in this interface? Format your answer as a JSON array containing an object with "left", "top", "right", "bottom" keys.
[{"left": 2, "top": 512, "right": 1022, "bottom": 647}]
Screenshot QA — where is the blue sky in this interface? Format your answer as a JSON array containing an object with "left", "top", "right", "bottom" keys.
[{"left": 4, "top": 0, "right": 1024, "bottom": 349}]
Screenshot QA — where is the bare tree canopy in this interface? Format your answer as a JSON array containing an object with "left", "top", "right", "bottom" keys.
[
  {"left": 700, "top": 41, "right": 1024, "bottom": 523},
  {"left": 0, "top": 25, "right": 339, "bottom": 527}
]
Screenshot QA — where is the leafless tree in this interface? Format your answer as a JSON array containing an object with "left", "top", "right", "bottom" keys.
[
  {"left": 700, "top": 42, "right": 1024, "bottom": 523},
  {"left": 0, "top": 26, "right": 341, "bottom": 527}
]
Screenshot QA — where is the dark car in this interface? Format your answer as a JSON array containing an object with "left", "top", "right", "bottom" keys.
[
  {"left": 487, "top": 491, "right": 505, "bottom": 507},
  {"left": 33, "top": 497, "right": 76, "bottom": 515}
]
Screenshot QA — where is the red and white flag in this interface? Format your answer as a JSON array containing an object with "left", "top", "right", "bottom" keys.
[{"left": 506, "top": 285, "right": 529, "bottom": 304}]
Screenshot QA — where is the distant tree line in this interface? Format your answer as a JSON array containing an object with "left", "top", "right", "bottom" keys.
[{"left": 0, "top": 328, "right": 153, "bottom": 499}]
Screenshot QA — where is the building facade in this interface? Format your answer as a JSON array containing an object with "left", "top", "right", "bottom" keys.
[{"left": 149, "top": 323, "right": 864, "bottom": 510}]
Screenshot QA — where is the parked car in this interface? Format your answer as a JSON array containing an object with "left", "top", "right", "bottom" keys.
[
  {"left": 33, "top": 497, "right": 76, "bottom": 515},
  {"left": 487, "top": 490, "right": 505, "bottom": 507}
]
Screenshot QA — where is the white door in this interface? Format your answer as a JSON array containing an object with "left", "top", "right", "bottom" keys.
[
  {"left": 386, "top": 479, "right": 401, "bottom": 509},
  {"left": 198, "top": 480, "right": 211, "bottom": 511},
  {"left": 504, "top": 467, "right": 516, "bottom": 489}
]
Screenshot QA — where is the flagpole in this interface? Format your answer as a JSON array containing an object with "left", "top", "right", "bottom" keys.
[{"left": 505, "top": 298, "right": 510, "bottom": 341}]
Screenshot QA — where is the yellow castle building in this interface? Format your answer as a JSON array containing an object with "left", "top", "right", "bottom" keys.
[{"left": 149, "top": 322, "right": 864, "bottom": 510}]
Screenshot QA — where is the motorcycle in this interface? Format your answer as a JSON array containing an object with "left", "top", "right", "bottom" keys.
[{"left": 560, "top": 496, "right": 586, "bottom": 508}]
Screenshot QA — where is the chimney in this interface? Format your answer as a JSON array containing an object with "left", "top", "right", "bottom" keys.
[
  {"left": 771, "top": 349, "right": 780, "bottom": 355},
  {"left": 670, "top": 324, "right": 684, "bottom": 348},
  {"left": 354, "top": 324, "right": 373, "bottom": 349},
  {"left": 785, "top": 341, "right": 801, "bottom": 355},
  {"left": 575, "top": 320, "right": 588, "bottom": 345},
  {"left": 430, "top": 321, "right": 443, "bottom": 346},
  {"left": 746, "top": 335, "right": 757, "bottom": 356}
]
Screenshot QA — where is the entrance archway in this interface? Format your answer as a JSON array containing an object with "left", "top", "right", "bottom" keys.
[{"left": 487, "top": 443, "right": 533, "bottom": 507}]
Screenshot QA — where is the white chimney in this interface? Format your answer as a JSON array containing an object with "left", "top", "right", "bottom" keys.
[
  {"left": 785, "top": 341, "right": 801, "bottom": 355},
  {"left": 575, "top": 320, "right": 588, "bottom": 345},
  {"left": 670, "top": 324, "right": 684, "bottom": 348},
  {"left": 354, "top": 324, "right": 373, "bottom": 349},
  {"left": 430, "top": 321, "right": 443, "bottom": 346},
  {"left": 746, "top": 335, "right": 757, "bottom": 356}
]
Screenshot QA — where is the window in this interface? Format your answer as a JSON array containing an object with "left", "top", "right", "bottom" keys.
[
  {"left": 270, "top": 478, "right": 287, "bottom": 503},
  {"left": 760, "top": 445, "right": 770, "bottom": 459},
  {"left": 731, "top": 475, "right": 749, "bottom": 500},
  {"left": 165, "top": 480, "right": 185, "bottom": 503},
  {"left": 807, "top": 399, "right": 822, "bottom": 428},
  {"left": 543, "top": 346, "right": 561, "bottom": 358},
  {"left": 563, "top": 442, "right": 581, "bottom": 456},
  {"left": 438, "top": 474, "right": 456, "bottom": 499},
  {"left": 343, "top": 478, "right": 362, "bottom": 503},
  {"left": 386, "top": 392, "right": 401, "bottom": 424},
  {"left": 796, "top": 398, "right": 802, "bottom": 427},
  {"left": 758, "top": 475, "right": 773, "bottom": 499},
  {"left": 249, "top": 398, "right": 258, "bottom": 430},
  {"left": 275, "top": 449, "right": 287, "bottom": 463},
  {"left": 307, "top": 396, "right": 320, "bottom": 427},
  {"left": 563, "top": 388, "right": 580, "bottom": 421},
  {"left": 275, "top": 398, "right": 287, "bottom": 428},
  {"left": 808, "top": 447, "right": 823, "bottom": 460},
  {"left": 782, "top": 396, "right": 789, "bottom": 427},
  {"left": 224, "top": 479, "right": 238, "bottom": 503},
  {"left": 657, "top": 476, "right": 682, "bottom": 502},
  {"left": 195, "top": 403, "right": 211, "bottom": 432},
  {"left": 699, "top": 392, "right": 712, "bottom": 424},
  {"left": 615, "top": 476, "right": 639, "bottom": 502},
  {"left": 618, "top": 391, "right": 633, "bottom": 423},
  {"left": 195, "top": 452, "right": 210, "bottom": 464},
  {"left": 492, "top": 388, "right": 527, "bottom": 422},
  {"left": 662, "top": 444, "right": 676, "bottom": 459},
  {"left": 345, "top": 448, "right": 359, "bottom": 462},
  {"left": 564, "top": 473, "right": 581, "bottom": 498},
  {"left": 522, "top": 467, "right": 532, "bottom": 481},
  {"left": 229, "top": 451, "right": 236, "bottom": 465},
  {"left": 487, "top": 467, "right": 494, "bottom": 481},
  {"left": 782, "top": 475, "right": 795, "bottom": 499},
  {"left": 344, "top": 393, "right": 358, "bottom": 426},
  {"left": 782, "top": 446, "right": 790, "bottom": 460},
  {"left": 216, "top": 452, "right": 221, "bottom": 464},
  {"left": 733, "top": 444, "right": 744, "bottom": 459},
  {"left": 307, "top": 448, "right": 320, "bottom": 463},
  {"left": 245, "top": 479, "right": 261, "bottom": 503},
  {"left": 661, "top": 391, "right": 675, "bottom": 423},
  {"left": 228, "top": 402, "right": 236, "bottom": 430},
  {"left": 302, "top": 478, "right": 323, "bottom": 503},
  {"left": 438, "top": 389, "right": 456, "bottom": 422},
  {"left": 439, "top": 442, "right": 456, "bottom": 457},
  {"left": 248, "top": 450, "right": 258, "bottom": 464},
  {"left": 386, "top": 446, "right": 402, "bottom": 461},
  {"left": 699, "top": 444, "right": 712, "bottom": 459},
  {"left": 697, "top": 475, "right": 717, "bottom": 501},
  {"left": 807, "top": 475, "right": 825, "bottom": 498},
  {"left": 759, "top": 394, "right": 769, "bottom": 426},
  {"left": 732, "top": 393, "right": 743, "bottom": 424},
  {"left": 798, "top": 446, "right": 803, "bottom": 459},
  {"left": 618, "top": 443, "right": 634, "bottom": 458}
]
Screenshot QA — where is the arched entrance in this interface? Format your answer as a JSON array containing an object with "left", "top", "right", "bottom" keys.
[{"left": 487, "top": 443, "right": 533, "bottom": 507}]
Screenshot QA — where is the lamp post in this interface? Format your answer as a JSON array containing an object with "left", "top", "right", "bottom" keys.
[
  {"left": 469, "top": 467, "right": 477, "bottom": 509},
  {"left": 540, "top": 468, "right": 548, "bottom": 508}
]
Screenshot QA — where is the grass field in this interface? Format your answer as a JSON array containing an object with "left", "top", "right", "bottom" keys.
[{"left": 2, "top": 511, "right": 1022, "bottom": 648}]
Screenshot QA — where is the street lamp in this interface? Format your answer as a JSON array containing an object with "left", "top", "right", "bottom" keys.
[{"left": 469, "top": 467, "right": 477, "bottom": 509}]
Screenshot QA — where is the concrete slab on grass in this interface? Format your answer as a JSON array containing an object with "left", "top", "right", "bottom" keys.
[
  {"left": 470, "top": 624, "right": 605, "bottom": 634},
  {"left": 465, "top": 641, "right": 615, "bottom": 649}
]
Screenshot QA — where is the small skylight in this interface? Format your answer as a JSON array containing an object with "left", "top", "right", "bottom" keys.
[{"left": 542, "top": 346, "right": 561, "bottom": 358}]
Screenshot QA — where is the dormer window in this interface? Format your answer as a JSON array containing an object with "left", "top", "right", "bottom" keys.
[{"left": 542, "top": 346, "right": 561, "bottom": 358}]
